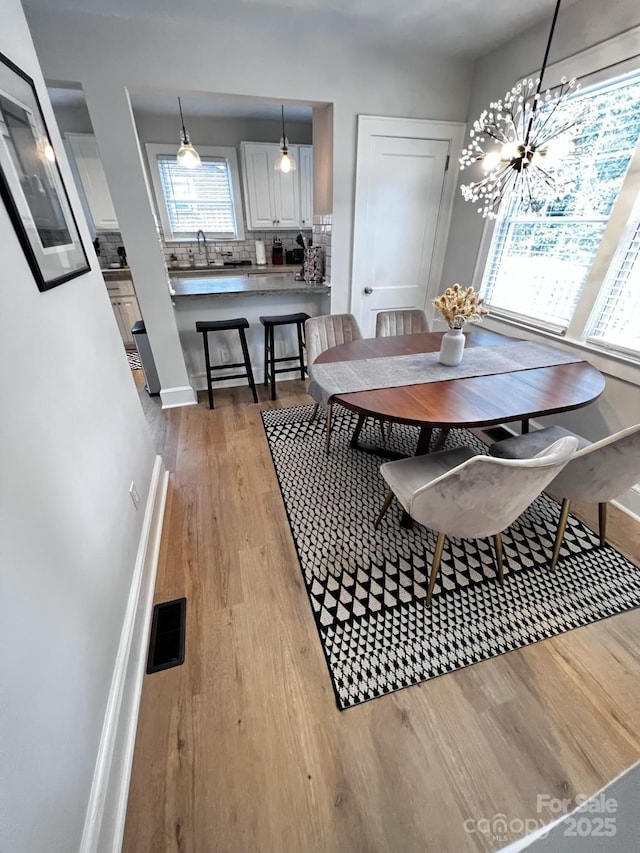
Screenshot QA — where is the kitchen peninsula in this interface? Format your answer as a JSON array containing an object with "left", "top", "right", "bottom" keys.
[{"left": 171, "top": 272, "right": 331, "bottom": 392}]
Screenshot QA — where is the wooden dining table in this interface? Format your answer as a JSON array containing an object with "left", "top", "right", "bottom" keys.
[{"left": 314, "top": 328, "right": 605, "bottom": 455}]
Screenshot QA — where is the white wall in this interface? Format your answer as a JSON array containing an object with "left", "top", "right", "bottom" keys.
[
  {"left": 52, "top": 102, "right": 315, "bottom": 260},
  {"left": 23, "top": 2, "right": 473, "bottom": 326},
  {"left": 51, "top": 102, "right": 94, "bottom": 134},
  {"left": 312, "top": 104, "right": 334, "bottom": 216},
  {"left": 0, "top": 2, "right": 158, "bottom": 851},
  {"left": 132, "top": 110, "right": 313, "bottom": 149},
  {"left": 131, "top": 110, "right": 313, "bottom": 240},
  {"left": 438, "top": 0, "right": 640, "bottom": 516}
]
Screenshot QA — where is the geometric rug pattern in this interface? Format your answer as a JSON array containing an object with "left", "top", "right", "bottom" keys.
[
  {"left": 262, "top": 405, "right": 640, "bottom": 709},
  {"left": 126, "top": 350, "right": 142, "bottom": 370}
]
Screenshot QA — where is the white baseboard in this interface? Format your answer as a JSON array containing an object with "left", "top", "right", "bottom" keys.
[
  {"left": 613, "top": 486, "right": 640, "bottom": 524},
  {"left": 80, "top": 455, "right": 169, "bottom": 853},
  {"left": 160, "top": 384, "right": 197, "bottom": 408},
  {"left": 498, "top": 759, "right": 640, "bottom": 852}
]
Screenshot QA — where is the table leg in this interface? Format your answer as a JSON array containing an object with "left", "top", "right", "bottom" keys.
[
  {"left": 350, "top": 414, "right": 366, "bottom": 448},
  {"left": 522, "top": 418, "right": 530, "bottom": 434},
  {"left": 345, "top": 410, "right": 404, "bottom": 460},
  {"left": 430, "top": 428, "right": 450, "bottom": 453},
  {"left": 400, "top": 510, "right": 414, "bottom": 529},
  {"left": 415, "top": 426, "right": 434, "bottom": 455}
]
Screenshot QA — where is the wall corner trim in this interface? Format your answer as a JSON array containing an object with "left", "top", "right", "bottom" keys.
[
  {"left": 80, "top": 455, "right": 169, "bottom": 853},
  {"left": 160, "top": 384, "right": 198, "bottom": 409}
]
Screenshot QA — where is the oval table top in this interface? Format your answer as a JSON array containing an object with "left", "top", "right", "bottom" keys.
[{"left": 314, "top": 329, "right": 605, "bottom": 430}]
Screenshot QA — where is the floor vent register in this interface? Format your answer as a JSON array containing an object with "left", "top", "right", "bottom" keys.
[{"left": 146, "top": 597, "right": 186, "bottom": 674}]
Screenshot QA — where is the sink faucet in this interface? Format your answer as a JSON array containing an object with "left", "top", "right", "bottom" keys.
[{"left": 196, "top": 230, "right": 210, "bottom": 265}]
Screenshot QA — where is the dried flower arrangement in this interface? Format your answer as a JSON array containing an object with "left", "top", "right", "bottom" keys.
[{"left": 433, "top": 284, "right": 489, "bottom": 329}]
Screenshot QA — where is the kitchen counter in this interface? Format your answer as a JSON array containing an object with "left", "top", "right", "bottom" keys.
[
  {"left": 171, "top": 273, "right": 330, "bottom": 393},
  {"left": 101, "top": 264, "right": 302, "bottom": 281},
  {"left": 170, "top": 272, "right": 329, "bottom": 298},
  {"left": 169, "top": 263, "right": 302, "bottom": 278},
  {"left": 102, "top": 267, "right": 132, "bottom": 280}
]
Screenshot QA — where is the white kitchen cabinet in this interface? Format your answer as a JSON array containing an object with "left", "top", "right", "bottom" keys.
[
  {"left": 105, "top": 278, "right": 141, "bottom": 346},
  {"left": 241, "top": 142, "right": 301, "bottom": 230},
  {"left": 298, "top": 145, "right": 313, "bottom": 229},
  {"left": 66, "top": 133, "right": 119, "bottom": 230}
]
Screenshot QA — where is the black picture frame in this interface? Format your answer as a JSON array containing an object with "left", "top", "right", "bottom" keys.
[{"left": 0, "top": 51, "right": 90, "bottom": 292}]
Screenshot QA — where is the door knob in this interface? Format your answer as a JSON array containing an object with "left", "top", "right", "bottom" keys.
[{"left": 363, "top": 286, "right": 373, "bottom": 294}]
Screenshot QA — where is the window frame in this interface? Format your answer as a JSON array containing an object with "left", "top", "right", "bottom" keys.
[
  {"left": 470, "top": 32, "right": 640, "bottom": 381},
  {"left": 145, "top": 142, "right": 245, "bottom": 242},
  {"left": 583, "top": 195, "right": 640, "bottom": 358}
]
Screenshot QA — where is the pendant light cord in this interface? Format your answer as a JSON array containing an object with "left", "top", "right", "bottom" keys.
[
  {"left": 281, "top": 104, "right": 286, "bottom": 149},
  {"left": 536, "top": 0, "right": 562, "bottom": 95},
  {"left": 525, "top": 0, "right": 562, "bottom": 145},
  {"left": 178, "top": 97, "right": 187, "bottom": 139}
]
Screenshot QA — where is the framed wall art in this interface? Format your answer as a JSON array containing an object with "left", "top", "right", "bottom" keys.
[{"left": 0, "top": 51, "right": 89, "bottom": 292}]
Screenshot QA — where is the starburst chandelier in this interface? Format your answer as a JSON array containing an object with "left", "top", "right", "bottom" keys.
[{"left": 459, "top": 0, "right": 590, "bottom": 218}]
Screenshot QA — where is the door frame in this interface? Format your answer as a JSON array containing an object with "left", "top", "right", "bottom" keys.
[{"left": 351, "top": 116, "right": 466, "bottom": 328}]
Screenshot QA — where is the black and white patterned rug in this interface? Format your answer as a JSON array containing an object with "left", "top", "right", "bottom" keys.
[
  {"left": 127, "top": 350, "right": 142, "bottom": 370},
  {"left": 261, "top": 405, "right": 640, "bottom": 710}
]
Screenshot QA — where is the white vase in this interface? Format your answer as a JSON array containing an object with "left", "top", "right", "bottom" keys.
[{"left": 439, "top": 327, "right": 465, "bottom": 366}]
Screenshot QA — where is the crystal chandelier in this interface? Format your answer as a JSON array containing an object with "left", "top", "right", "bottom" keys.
[{"left": 459, "top": 0, "right": 590, "bottom": 218}]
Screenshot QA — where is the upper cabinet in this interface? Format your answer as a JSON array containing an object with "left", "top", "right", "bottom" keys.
[
  {"left": 66, "top": 133, "right": 119, "bottom": 231},
  {"left": 241, "top": 142, "right": 313, "bottom": 230},
  {"left": 298, "top": 145, "right": 313, "bottom": 230}
]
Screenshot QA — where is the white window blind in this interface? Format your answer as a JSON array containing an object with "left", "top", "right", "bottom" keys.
[
  {"left": 156, "top": 155, "right": 238, "bottom": 238},
  {"left": 586, "top": 205, "right": 640, "bottom": 357},
  {"left": 480, "top": 71, "right": 640, "bottom": 334}
]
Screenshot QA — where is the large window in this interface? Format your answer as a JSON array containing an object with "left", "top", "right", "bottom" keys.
[
  {"left": 479, "top": 70, "right": 640, "bottom": 351},
  {"left": 585, "top": 196, "right": 640, "bottom": 357},
  {"left": 145, "top": 143, "right": 244, "bottom": 241}
]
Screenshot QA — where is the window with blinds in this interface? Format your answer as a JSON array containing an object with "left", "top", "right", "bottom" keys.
[
  {"left": 156, "top": 155, "right": 239, "bottom": 239},
  {"left": 480, "top": 71, "right": 640, "bottom": 335},
  {"left": 586, "top": 202, "right": 640, "bottom": 357}
]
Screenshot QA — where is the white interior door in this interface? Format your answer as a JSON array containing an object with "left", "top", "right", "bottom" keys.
[{"left": 351, "top": 117, "right": 463, "bottom": 337}]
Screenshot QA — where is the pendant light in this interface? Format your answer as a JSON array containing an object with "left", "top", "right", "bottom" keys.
[
  {"left": 274, "top": 104, "right": 297, "bottom": 173},
  {"left": 176, "top": 97, "right": 201, "bottom": 169},
  {"left": 459, "top": 0, "right": 591, "bottom": 218}
]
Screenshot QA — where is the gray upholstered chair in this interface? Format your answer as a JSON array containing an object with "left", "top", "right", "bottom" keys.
[
  {"left": 489, "top": 423, "right": 640, "bottom": 569},
  {"left": 375, "top": 309, "right": 429, "bottom": 337},
  {"left": 305, "top": 314, "right": 363, "bottom": 451},
  {"left": 376, "top": 436, "right": 578, "bottom": 604}
]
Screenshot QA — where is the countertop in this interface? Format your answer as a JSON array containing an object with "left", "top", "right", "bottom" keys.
[
  {"left": 170, "top": 272, "right": 330, "bottom": 298},
  {"left": 169, "top": 264, "right": 303, "bottom": 278},
  {"left": 102, "top": 267, "right": 132, "bottom": 280},
  {"left": 101, "top": 264, "right": 303, "bottom": 281}
]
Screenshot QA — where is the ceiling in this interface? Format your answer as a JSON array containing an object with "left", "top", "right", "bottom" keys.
[
  {"left": 26, "top": 0, "right": 584, "bottom": 60},
  {"left": 47, "top": 86, "right": 316, "bottom": 123}
]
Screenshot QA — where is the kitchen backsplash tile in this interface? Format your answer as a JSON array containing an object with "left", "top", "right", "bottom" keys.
[
  {"left": 95, "top": 220, "right": 332, "bottom": 282},
  {"left": 161, "top": 230, "right": 308, "bottom": 268},
  {"left": 93, "top": 230, "right": 128, "bottom": 268},
  {"left": 313, "top": 214, "right": 332, "bottom": 283}
]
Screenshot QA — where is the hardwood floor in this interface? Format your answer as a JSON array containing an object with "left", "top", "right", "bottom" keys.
[{"left": 124, "top": 373, "right": 640, "bottom": 853}]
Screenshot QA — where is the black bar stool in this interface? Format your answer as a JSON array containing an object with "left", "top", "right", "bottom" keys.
[
  {"left": 259, "top": 312, "right": 310, "bottom": 400},
  {"left": 195, "top": 318, "right": 258, "bottom": 409}
]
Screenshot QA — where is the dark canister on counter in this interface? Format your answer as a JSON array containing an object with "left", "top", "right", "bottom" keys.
[{"left": 272, "top": 237, "right": 283, "bottom": 265}]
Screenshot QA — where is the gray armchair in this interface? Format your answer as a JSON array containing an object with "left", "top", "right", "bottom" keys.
[
  {"left": 489, "top": 423, "right": 640, "bottom": 569},
  {"left": 376, "top": 436, "right": 578, "bottom": 604},
  {"left": 375, "top": 309, "right": 429, "bottom": 337},
  {"left": 305, "top": 314, "right": 363, "bottom": 451}
]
